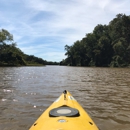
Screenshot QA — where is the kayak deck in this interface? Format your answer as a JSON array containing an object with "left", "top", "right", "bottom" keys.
[{"left": 29, "top": 90, "right": 99, "bottom": 130}]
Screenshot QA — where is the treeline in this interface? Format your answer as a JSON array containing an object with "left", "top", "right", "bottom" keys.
[
  {"left": 60, "top": 14, "right": 130, "bottom": 67},
  {"left": 0, "top": 29, "right": 59, "bottom": 66}
]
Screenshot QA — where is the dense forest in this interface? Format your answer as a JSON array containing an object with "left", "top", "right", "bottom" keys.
[
  {"left": 0, "top": 29, "right": 59, "bottom": 66},
  {"left": 60, "top": 14, "right": 130, "bottom": 67}
]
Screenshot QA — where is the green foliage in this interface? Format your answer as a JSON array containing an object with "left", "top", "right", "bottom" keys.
[
  {"left": 0, "top": 29, "right": 54, "bottom": 66},
  {"left": 62, "top": 14, "right": 130, "bottom": 67},
  {"left": 0, "top": 29, "right": 13, "bottom": 44},
  {"left": 0, "top": 44, "right": 26, "bottom": 66}
]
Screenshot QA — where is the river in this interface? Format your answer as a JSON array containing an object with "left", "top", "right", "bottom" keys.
[{"left": 0, "top": 66, "right": 130, "bottom": 130}]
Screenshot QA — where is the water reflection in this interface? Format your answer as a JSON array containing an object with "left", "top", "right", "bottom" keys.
[{"left": 0, "top": 66, "right": 130, "bottom": 130}]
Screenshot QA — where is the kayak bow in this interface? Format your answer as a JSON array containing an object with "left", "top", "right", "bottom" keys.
[{"left": 29, "top": 90, "right": 99, "bottom": 130}]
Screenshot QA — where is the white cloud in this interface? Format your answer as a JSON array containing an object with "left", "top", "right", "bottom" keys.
[
  {"left": 40, "top": 52, "right": 66, "bottom": 62},
  {"left": 0, "top": 0, "right": 130, "bottom": 61},
  {"left": 20, "top": 44, "right": 66, "bottom": 62}
]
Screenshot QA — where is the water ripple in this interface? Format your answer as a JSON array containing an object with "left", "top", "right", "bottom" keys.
[{"left": 0, "top": 66, "right": 130, "bottom": 130}]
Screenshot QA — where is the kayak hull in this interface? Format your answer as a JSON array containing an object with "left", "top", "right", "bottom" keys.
[{"left": 29, "top": 90, "right": 99, "bottom": 130}]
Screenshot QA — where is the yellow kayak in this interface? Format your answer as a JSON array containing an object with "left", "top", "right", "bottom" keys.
[{"left": 29, "top": 90, "right": 99, "bottom": 130}]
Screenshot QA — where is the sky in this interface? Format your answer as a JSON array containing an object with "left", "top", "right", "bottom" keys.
[{"left": 0, "top": 0, "right": 130, "bottom": 62}]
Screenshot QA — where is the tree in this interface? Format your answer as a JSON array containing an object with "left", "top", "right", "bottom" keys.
[
  {"left": 0, "top": 29, "right": 13, "bottom": 44},
  {"left": 0, "top": 29, "right": 46, "bottom": 66},
  {"left": 63, "top": 14, "right": 130, "bottom": 67}
]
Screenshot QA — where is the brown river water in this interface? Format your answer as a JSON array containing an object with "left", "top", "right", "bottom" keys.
[{"left": 0, "top": 66, "right": 130, "bottom": 130}]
